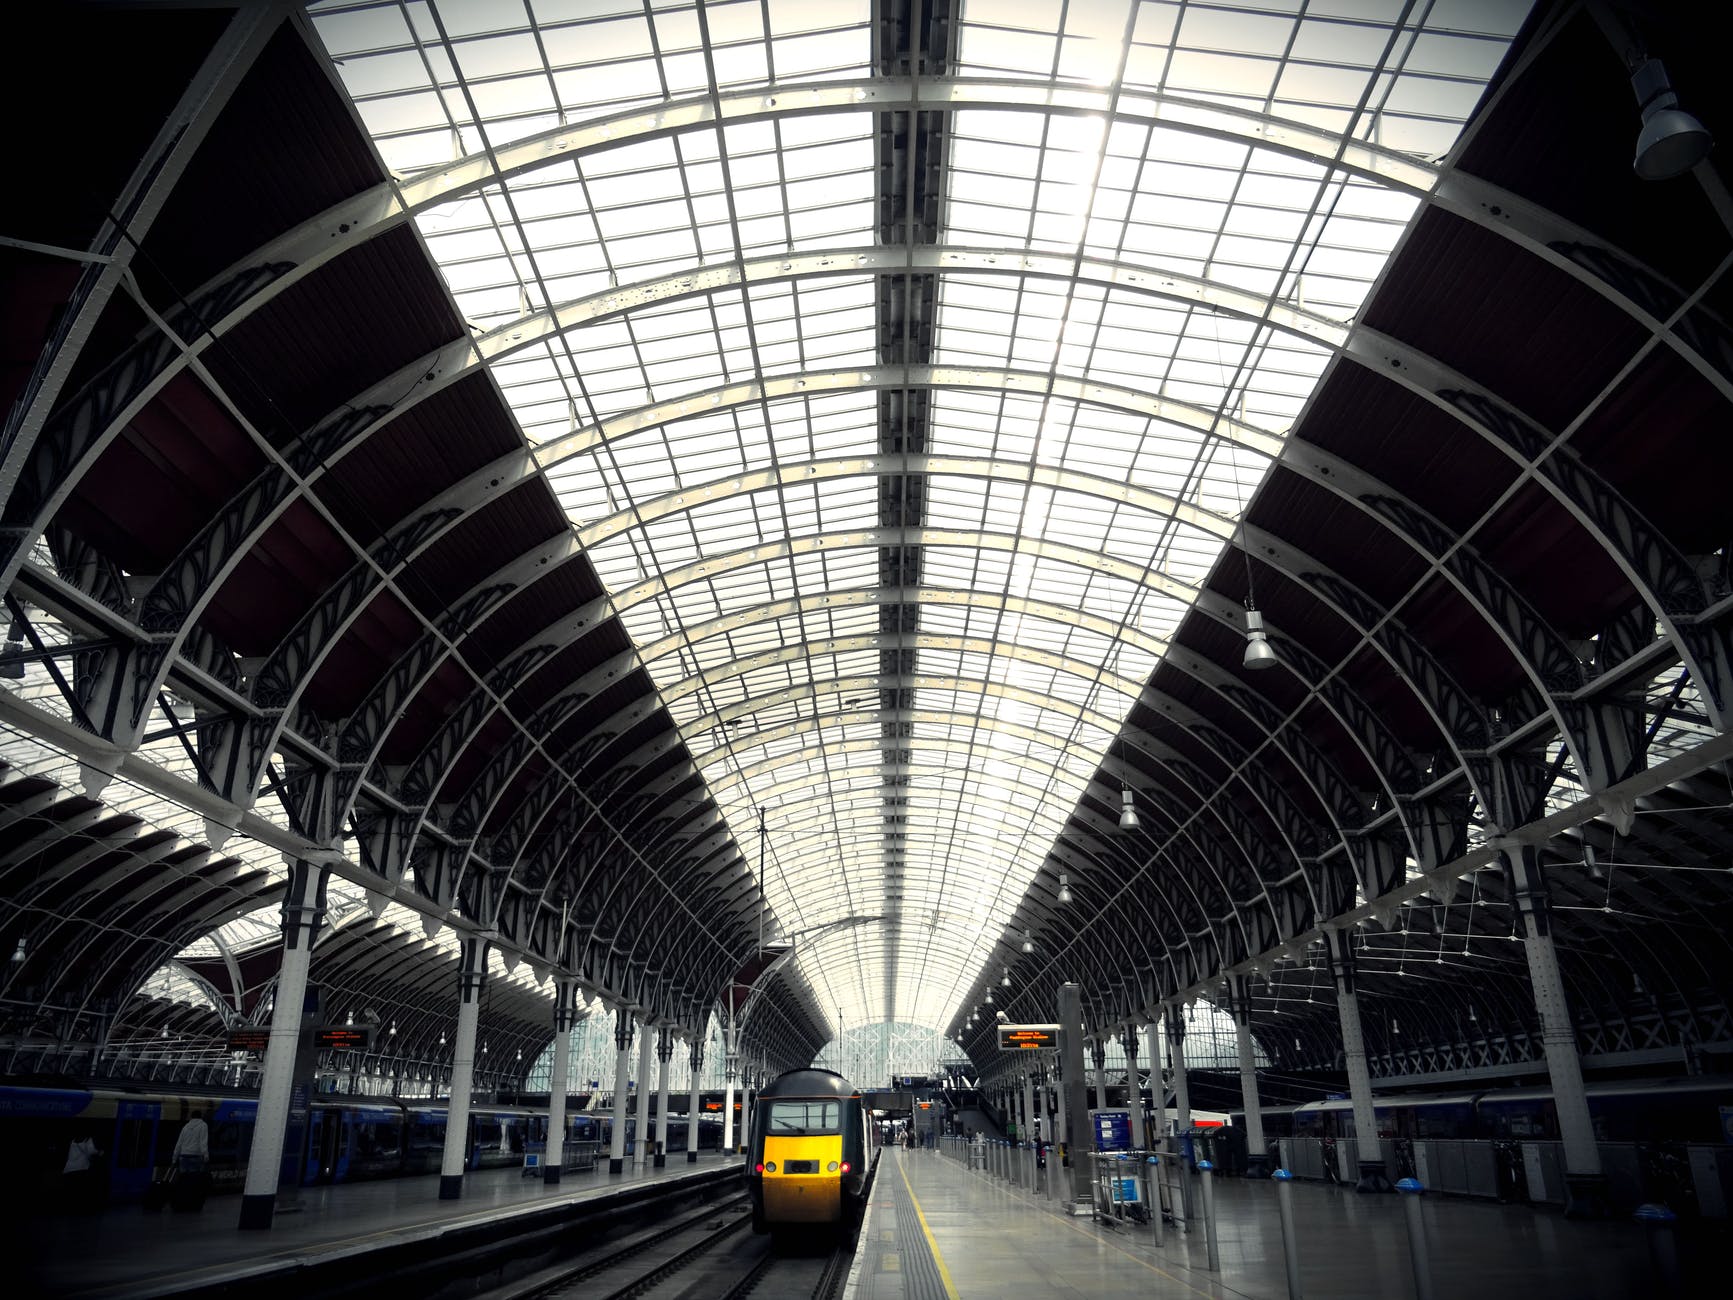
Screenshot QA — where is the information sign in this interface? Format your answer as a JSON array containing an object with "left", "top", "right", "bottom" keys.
[
  {"left": 227, "top": 1027, "right": 271, "bottom": 1053},
  {"left": 997, "top": 1024, "right": 1061, "bottom": 1051},
  {"left": 1091, "top": 1108, "right": 1132, "bottom": 1152},
  {"left": 313, "top": 1026, "right": 372, "bottom": 1051}
]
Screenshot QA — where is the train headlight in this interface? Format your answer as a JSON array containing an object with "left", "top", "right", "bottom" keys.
[
  {"left": 764, "top": 1160, "right": 777, "bottom": 1172},
  {"left": 827, "top": 1160, "right": 839, "bottom": 1172}
]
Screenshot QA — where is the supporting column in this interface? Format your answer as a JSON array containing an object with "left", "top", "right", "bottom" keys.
[
  {"left": 238, "top": 859, "right": 327, "bottom": 1230},
  {"left": 1144, "top": 1020, "right": 1165, "bottom": 1142},
  {"left": 438, "top": 935, "right": 489, "bottom": 1199},
  {"left": 654, "top": 1028, "right": 673, "bottom": 1168},
  {"left": 1091, "top": 1038, "right": 1108, "bottom": 1111},
  {"left": 686, "top": 1037, "right": 704, "bottom": 1162},
  {"left": 632, "top": 1021, "right": 654, "bottom": 1168},
  {"left": 1058, "top": 982, "right": 1093, "bottom": 1212},
  {"left": 608, "top": 1010, "right": 633, "bottom": 1174},
  {"left": 1166, "top": 1004, "right": 1193, "bottom": 1134},
  {"left": 1052, "top": 1061, "right": 1068, "bottom": 1146},
  {"left": 1329, "top": 928, "right": 1390, "bottom": 1192},
  {"left": 544, "top": 977, "right": 579, "bottom": 1184},
  {"left": 1510, "top": 846, "right": 1607, "bottom": 1216},
  {"left": 722, "top": 1012, "right": 738, "bottom": 1154},
  {"left": 1122, "top": 1027, "right": 1146, "bottom": 1150},
  {"left": 1229, "top": 975, "right": 1270, "bottom": 1177},
  {"left": 1022, "top": 1073, "right": 1036, "bottom": 1146}
]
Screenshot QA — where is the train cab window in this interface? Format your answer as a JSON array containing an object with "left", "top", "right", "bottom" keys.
[{"left": 767, "top": 1101, "right": 840, "bottom": 1134}]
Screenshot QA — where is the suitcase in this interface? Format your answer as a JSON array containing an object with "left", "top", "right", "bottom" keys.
[
  {"left": 170, "top": 1159, "right": 208, "bottom": 1211},
  {"left": 142, "top": 1170, "right": 172, "bottom": 1211}
]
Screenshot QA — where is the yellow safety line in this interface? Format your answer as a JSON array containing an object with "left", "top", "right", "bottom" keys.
[{"left": 895, "top": 1153, "right": 961, "bottom": 1300}]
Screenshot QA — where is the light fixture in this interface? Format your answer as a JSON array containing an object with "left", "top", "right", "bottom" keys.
[
  {"left": 1243, "top": 605, "right": 1278, "bottom": 669},
  {"left": 1630, "top": 58, "right": 1712, "bottom": 180},
  {"left": 482, "top": 1041, "right": 489, "bottom": 1054},
  {"left": 1021, "top": 929, "right": 1034, "bottom": 954},
  {"left": 1, "top": 623, "right": 26, "bottom": 681},
  {"left": 985, "top": 990, "right": 994, "bottom": 1005},
  {"left": 1001, "top": 967, "right": 1011, "bottom": 987},
  {"left": 439, "top": 1032, "right": 446, "bottom": 1046},
  {"left": 390, "top": 1022, "right": 398, "bottom": 1036},
  {"left": 10, "top": 938, "right": 24, "bottom": 964},
  {"left": 1118, "top": 785, "right": 1140, "bottom": 831},
  {"left": 160, "top": 1026, "right": 169, "bottom": 1039},
  {"left": 1057, "top": 873, "right": 1072, "bottom": 904},
  {"left": 345, "top": 1011, "right": 354, "bottom": 1027}
]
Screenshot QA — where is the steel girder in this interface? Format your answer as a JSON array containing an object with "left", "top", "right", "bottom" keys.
[{"left": 9, "top": 67, "right": 1715, "bottom": 588}]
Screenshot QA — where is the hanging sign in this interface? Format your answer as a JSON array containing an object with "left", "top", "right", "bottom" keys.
[
  {"left": 997, "top": 1024, "right": 1061, "bottom": 1051},
  {"left": 313, "top": 1026, "right": 372, "bottom": 1051},
  {"left": 227, "top": 1027, "right": 272, "bottom": 1053}
]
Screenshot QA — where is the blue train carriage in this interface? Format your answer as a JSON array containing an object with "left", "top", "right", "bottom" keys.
[
  {"left": 747, "top": 1068, "right": 874, "bottom": 1237},
  {"left": 305, "top": 1097, "right": 407, "bottom": 1183},
  {"left": 0, "top": 1086, "right": 257, "bottom": 1203}
]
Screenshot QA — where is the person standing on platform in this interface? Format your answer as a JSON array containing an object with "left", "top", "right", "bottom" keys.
[
  {"left": 171, "top": 1108, "right": 210, "bottom": 1211},
  {"left": 61, "top": 1131, "right": 102, "bottom": 1211}
]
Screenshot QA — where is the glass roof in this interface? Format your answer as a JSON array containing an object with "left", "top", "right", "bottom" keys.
[{"left": 310, "top": 0, "right": 1528, "bottom": 1032}]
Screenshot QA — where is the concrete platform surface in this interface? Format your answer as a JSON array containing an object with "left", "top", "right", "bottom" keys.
[
  {"left": 14, "top": 1152, "right": 739, "bottom": 1299},
  {"left": 848, "top": 1145, "right": 1675, "bottom": 1299}
]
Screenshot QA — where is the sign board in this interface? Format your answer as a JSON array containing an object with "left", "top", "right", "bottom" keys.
[
  {"left": 997, "top": 1023, "right": 1061, "bottom": 1051},
  {"left": 227, "top": 1027, "right": 271, "bottom": 1053},
  {"left": 917, "top": 1101, "right": 932, "bottom": 1110},
  {"left": 1091, "top": 1108, "right": 1132, "bottom": 1153},
  {"left": 313, "top": 1026, "right": 372, "bottom": 1051}
]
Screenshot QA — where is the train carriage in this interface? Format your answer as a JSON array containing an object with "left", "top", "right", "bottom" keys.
[{"left": 747, "top": 1068, "right": 873, "bottom": 1236}]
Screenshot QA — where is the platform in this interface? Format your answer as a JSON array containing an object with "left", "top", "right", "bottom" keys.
[
  {"left": 14, "top": 1152, "right": 740, "bottom": 1299},
  {"left": 846, "top": 1146, "right": 1667, "bottom": 1299}
]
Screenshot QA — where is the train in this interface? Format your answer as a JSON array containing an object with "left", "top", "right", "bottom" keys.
[
  {"left": 2, "top": 1083, "right": 723, "bottom": 1205},
  {"left": 747, "top": 1068, "right": 875, "bottom": 1236},
  {"left": 1228, "top": 1076, "right": 1733, "bottom": 1144}
]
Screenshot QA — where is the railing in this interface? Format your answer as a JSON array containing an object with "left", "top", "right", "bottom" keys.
[
  {"left": 1274, "top": 1135, "right": 1732, "bottom": 1217},
  {"left": 521, "top": 1138, "right": 603, "bottom": 1176}
]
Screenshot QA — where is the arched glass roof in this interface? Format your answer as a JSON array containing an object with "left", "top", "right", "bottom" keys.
[{"left": 308, "top": 0, "right": 1528, "bottom": 1031}]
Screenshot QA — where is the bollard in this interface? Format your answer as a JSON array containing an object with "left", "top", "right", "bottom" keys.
[
  {"left": 1396, "top": 1178, "right": 1435, "bottom": 1300},
  {"left": 1272, "top": 1169, "right": 1303, "bottom": 1300},
  {"left": 1146, "top": 1155, "right": 1165, "bottom": 1246},
  {"left": 1197, "top": 1159, "right": 1220, "bottom": 1272},
  {"left": 1634, "top": 1204, "right": 1682, "bottom": 1297}
]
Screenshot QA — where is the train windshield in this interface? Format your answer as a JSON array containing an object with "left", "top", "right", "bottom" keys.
[{"left": 767, "top": 1101, "right": 840, "bottom": 1135}]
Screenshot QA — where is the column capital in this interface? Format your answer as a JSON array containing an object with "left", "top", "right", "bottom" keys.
[
  {"left": 613, "top": 1007, "right": 636, "bottom": 1051},
  {"left": 1326, "top": 927, "right": 1358, "bottom": 995},
  {"left": 280, "top": 858, "right": 330, "bottom": 951},
  {"left": 1502, "top": 843, "right": 1552, "bottom": 938},
  {"left": 456, "top": 933, "right": 489, "bottom": 1003},
  {"left": 1164, "top": 1002, "right": 1187, "bottom": 1041},
  {"left": 656, "top": 1025, "right": 674, "bottom": 1060}
]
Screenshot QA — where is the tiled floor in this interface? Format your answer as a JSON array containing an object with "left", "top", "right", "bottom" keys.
[
  {"left": 849, "top": 1145, "right": 1676, "bottom": 1299},
  {"left": 15, "top": 1152, "right": 737, "bottom": 1299}
]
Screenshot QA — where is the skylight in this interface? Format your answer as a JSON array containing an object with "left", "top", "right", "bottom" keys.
[{"left": 310, "top": 0, "right": 1530, "bottom": 1032}]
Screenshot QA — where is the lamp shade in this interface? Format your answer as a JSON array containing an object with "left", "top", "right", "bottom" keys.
[
  {"left": 1243, "top": 607, "right": 1278, "bottom": 669},
  {"left": 1118, "top": 786, "right": 1141, "bottom": 830}
]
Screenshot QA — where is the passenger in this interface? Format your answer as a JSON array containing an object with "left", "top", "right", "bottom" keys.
[
  {"left": 61, "top": 1130, "right": 102, "bottom": 1211},
  {"left": 170, "top": 1108, "right": 211, "bottom": 1212}
]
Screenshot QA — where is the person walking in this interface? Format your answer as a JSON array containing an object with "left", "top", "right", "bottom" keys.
[{"left": 170, "top": 1108, "right": 211, "bottom": 1211}]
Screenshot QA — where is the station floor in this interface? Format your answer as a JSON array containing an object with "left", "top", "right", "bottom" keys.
[
  {"left": 847, "top": 1146, "right": 1692, "bottom": 1300},
  {"left": 13, "top": 1151, "right": 734, "bottom": 1299}
]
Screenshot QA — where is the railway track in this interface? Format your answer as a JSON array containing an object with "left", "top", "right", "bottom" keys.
[{"left": 497, "top": 1195, "right": 853, "bottom": 1300}]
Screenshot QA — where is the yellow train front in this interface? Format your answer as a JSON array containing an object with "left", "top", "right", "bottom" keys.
[{"left": 747, "top": 1068, "right": 873, "bottom": 1235}]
